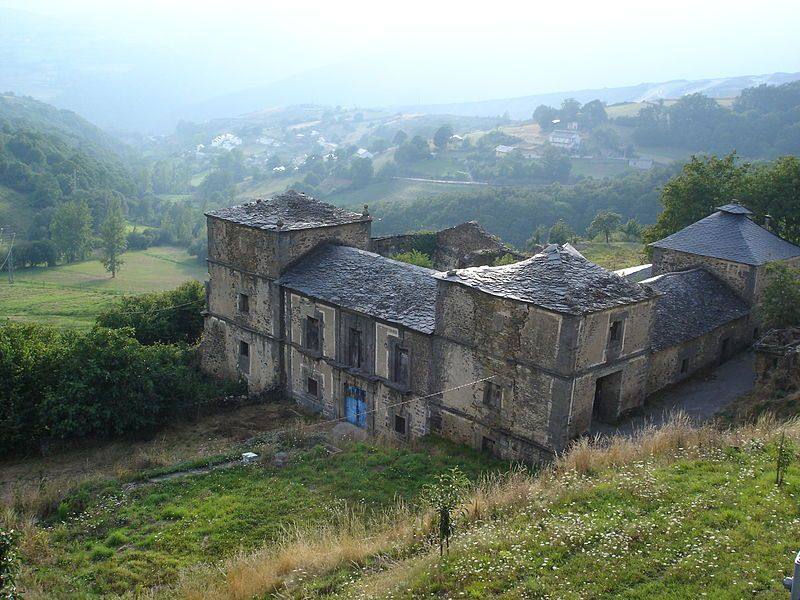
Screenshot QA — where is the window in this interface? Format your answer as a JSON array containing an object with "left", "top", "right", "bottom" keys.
[
  {"left": 348, "top": 328, "right": 363, "bottom": 368},
  {"left": 393, "top": 346, "right": 410, "bottom": 386},
  {"left": 306, "top": 376, "right": 318, "bottom": 397},
  {"left": 753, "top": 328, "right": 760, "bottom": 340},
  {"left": 680, "top": 358, "right": 689, "bottom": 374},
  {"left": 483, "top": 381, "right": 503, "bottom": 409},
  {"left": 238, "top": 293, "right": 250, "bottom": 314},
  {"left": 608, "top": 320, "right": 623, "bottom": 345},
  {"left": 238, "top": 340, "right": 250, "bottom": 373},
  {"left": 394, "top": 414, "right": 407, "bottom": 434},
  {"left": 305, "top": 316, "right": 320, "bottom": 352}
]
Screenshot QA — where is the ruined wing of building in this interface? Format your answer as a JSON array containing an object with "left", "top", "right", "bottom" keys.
[{"left": 200, "top": 193, "right": 800, "bottom": 462}]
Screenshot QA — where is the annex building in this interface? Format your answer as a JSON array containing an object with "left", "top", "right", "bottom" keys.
[{"left": 200, "top": 192, "right": 800, "bottom": 461}]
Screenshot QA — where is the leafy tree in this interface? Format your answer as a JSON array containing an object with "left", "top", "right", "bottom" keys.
[
  {"left": 759, "top": 262, "right": 800, "bottom": 329},
  {"left": 526, "top": 225, "right": 549, "bottom": 249},
  {"left": 394, "top": 136, "right": 431, "bottom": 164},
  {"left": 579, "top": 99, "right": 608, "bottom": 128},
  {"left": 548, "top": 219, "right": 574, "bottom": 245},
  {"left": 433, "top": 124, "right": 454, "bottom": 150},
  {"left": 50, "top": 199, "right": 93, "bottom": 263},
  {"left": 492, "top": 253, "right": 518, "bottom": 266},
  {"left": 533, "top": 104, "right": 560, "bottom": 131},
  {"left": 541, "top": 144, "right": 572, "bottom": 183},
  {"left": 349, "top": 157, "right": 374, "bottom": 189},
  {"left": 96, "top": 280, "right": 206, "bottom": 345},
  {"left": 587, "top": 210, "right": 622, "bottom": 243},
  {"left": 392, "top": 130, "right": 408, "bottom": 145},
  {"left": 421, "top": 467, "right": 470, "bottom": 556},
  {"left": 620, "top": 218, "right": 644, "bottom": 241},
  {"left": 99, "top": 197, "right": 127, "bottom": 277},
  {"left": 391, "top": 250, "right": 433, "bottom": 268},
  {"left": 560, "top": 98, "right": 581, "bottom": 121},
  {"left": 643, "top": 153, "right": 748, "bottom": 245}
]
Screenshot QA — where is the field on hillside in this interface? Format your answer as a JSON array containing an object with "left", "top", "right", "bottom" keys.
[
  {"left": 186, "top": 416, "right": 800, "bottom": 600},
  {"left": 580, "top": 241, "right": 646, "bottom": 270},
  {"left": 0, "top": 246, "right": 207, "bottom": 327},
  {"left": 2, "top": 401, "right": 501, "bottom": 599}
]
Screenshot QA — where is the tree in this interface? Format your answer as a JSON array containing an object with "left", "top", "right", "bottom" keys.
[
  {"left": 587, "top": 210, "right": 622, "bottom": 243},
  {"left": 99, "top": 198, "right": 127, "bottom": 277},
  {"left": 560, "top": 98, "right": 581, "bottom": 121},
  {"left": 392, "top": 130, "right": 408, "bottom": 145},
  {"left": 433, "top": 124, "right": 454, "bottom": 150},
  {"left": 526, "top": 225, "right": 549, "bottom": 249},
  {"left": 421, "top": 467, "right": 470, "bottom": 556},
  {"left": 548, "top": 219, "right": 573, "bottom": 245},
  {"left": 533, "top": 104, "right": 560, "bottom": 131},
  {"left": 579, "top": 99, "right": 608, "bottom": 128},
  {"left": 391, "top": 250, "right": 433, "bottom": 268},
  {"left": 642, "top": 153, "right": 748, "bottom": 245},
  {"left": 50, "top": 200, "right": 93, "bottom": 263},
  {"left": 759, "top": 262, "right": 800, "bottom": 329},
  {"left": 349, "top": 157, "right": 374, "bottom": 189},
  {"left": 395, "top": 136, "right": 431, "bottom": 164},
  {"left": 541, "top": 144, "right": 572, "bottom": 183},
  {"left": 620, "top": 218, "right": 644, "bottom": 241}
]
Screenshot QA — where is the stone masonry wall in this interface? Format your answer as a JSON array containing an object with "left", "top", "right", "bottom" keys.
[{"left": 652, "top": 248, "right": 757, "bottom": 302}]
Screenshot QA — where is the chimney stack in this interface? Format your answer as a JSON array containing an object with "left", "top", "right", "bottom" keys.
[{"left": 764, "top": 214, "right": 773, "bottom": 231}]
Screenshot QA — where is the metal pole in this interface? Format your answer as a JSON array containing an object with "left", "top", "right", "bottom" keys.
[
  {"left": 7, "top": 242, "right": 12, "bottom": 284},
  {"left": 784, "top": 550, "right": 800, "bottom": 599}
]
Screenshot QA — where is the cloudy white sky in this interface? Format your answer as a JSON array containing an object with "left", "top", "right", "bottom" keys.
[{"left": 3, "top": 0, "right": 799, "bottom": 96}]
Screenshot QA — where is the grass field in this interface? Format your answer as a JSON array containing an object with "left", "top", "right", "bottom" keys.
[
  {"left": 5, "top": 406, "right": 501, "bottom": 598},
  {"left": 195, "top": 416, "right": 800, "bottom": 600},
  {"left": 0, "top": 246, "right": 207, "bottom": 328},
  {"left": 570, "top": 157, "right": 633, "bottom": 178},
  {"left": 324, "top": 178, "right": 483, "bottom": 210},
  {"left": 580, "top": 241, "right": 646, "bottom": 270}
]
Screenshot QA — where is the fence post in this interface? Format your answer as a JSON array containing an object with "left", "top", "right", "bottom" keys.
[{"left": 784, "top": 550, "right": 800, "bottom": 599}]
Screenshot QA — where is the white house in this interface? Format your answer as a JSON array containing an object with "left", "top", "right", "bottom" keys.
[
  {"left": 211, "top": 133, "right": 243, "bottom": 151},
  {"left": 629, "top": 158, "right": 654, "bottom": 170},
  {"left": 548, "top": 130, "right": 582, "bottom": 151},
  {"left": 494, "top": 144, "right": 515, "bottom": 157},
  {"left": 355, "top": 148, "right": 374, "bottom": 160}
]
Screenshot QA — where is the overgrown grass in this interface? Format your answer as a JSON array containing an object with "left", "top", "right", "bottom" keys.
[
  {"left": 172, "top": 415, "right": 800, "bottom": 600},
  {"left": 0, "top": 246, "right": 206, "bottom": 327},
  {"left": 581, "top": 241, "right": 646, "bottom": 270},
  {"left": 9, "top": 436, "right": 501, "bottom": 598}
]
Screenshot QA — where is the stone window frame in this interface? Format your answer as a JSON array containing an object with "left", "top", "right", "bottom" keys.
[
  {"left": 605, "top": 310, "right": 628, "bottom": 361},
  {"left": 483, "top": 380, "right": 503, "bottom": 410},
  {"left": 306, "top": 375, "right": 319, "bottom": 399},
  {"left": 393, "top": 413, "right": 407, "bottom": 435},
  {"left": 347, "top": 326, "right": 364, "bottom": 370}
]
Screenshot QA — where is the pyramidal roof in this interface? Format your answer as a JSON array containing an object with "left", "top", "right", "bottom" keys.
[
  {"left": 649, "top": 203, "right": 800, "bottom": 265},
  {"left": 434, "top": 244, "right": 656, "bottom": 314},
  {"left": 206, "top": 190, "right": 370, "bottom": 231}
]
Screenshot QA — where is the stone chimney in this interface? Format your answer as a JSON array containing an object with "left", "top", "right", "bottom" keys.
[{"left": 764, "top": 214, "right": 773, "bottom": 231}]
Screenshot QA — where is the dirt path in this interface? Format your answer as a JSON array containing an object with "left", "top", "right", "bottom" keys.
[{"left": 592, "top": 351, "right": 756, "bottom": 437}]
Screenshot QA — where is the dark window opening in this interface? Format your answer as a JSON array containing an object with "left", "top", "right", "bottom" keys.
[
  {"left": 306, "top": 376, "right": 318, "bottom": 397},
  {"left": 753, "top": 328, "right": 760, "bottom": 340},
  {"left": 394, "top": 414, "right": 407, "bottom": 434},
  {"left": 680, "top": 358, "right": 689, "bottom": 374},
  {"left": 720, "top": 337, "right": 731, "bottom": 362},
  {"left": 483, "top": 381, "right": 503, "bottom": 409},
  {"left": 481, "top": 436, "right": 496, "bottom": 454},
  {"left": 393, "top": 346, "right": 410, "bottom": 386},
  {"left": 305, "top": 316, "right": 320, "bottom": 352},
  {"left": 608, "top": 320, "right": 623, "bottom": 345},
  {"left": 348, "top": 328, "right": 363, "bottom": 368},
  {"left": 238, "top": 340, "right": 250, "bottom": 373},
  {"left": 238, "top": 293, "right": 250, "bottom": 314},
  {"left": 593, "top": 371, "right": 622, "bottom": 423}
]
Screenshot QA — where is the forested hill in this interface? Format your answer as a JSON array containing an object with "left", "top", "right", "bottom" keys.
[
  {"left": 370, "top": 165, "right": 678, "bottom": 247},
  {"left": 0, "top": 93, "right": 138, "bottom": 238}
]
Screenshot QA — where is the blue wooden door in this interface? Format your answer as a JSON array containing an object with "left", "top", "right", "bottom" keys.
[{"left": 345, "top": 385, "right": 367, "bottom": 428}]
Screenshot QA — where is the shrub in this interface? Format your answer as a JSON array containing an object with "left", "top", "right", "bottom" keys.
[
  {"left": 95, "top": 280, "right": 205, "bottom": 345},
  {"left": 0, "top": 322, "right": 244, "bottom": 456},
  {"left": 390, "top": 250, "right": 433, "bottom": 268}
]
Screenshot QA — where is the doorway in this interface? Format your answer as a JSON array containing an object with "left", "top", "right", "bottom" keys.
[
  {"left": 344, "top": 385, "right": 367, "bottom": 428},
  {"left": 593, "top": 371, "right": 622, "bottom": 422},
  {"left": 719, "top": 337, "right": 731, "bottom": 364}
]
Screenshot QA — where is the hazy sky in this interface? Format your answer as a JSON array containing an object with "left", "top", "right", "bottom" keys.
[{"left": 3, "top": 0, "right": 799, "bottom": 98}]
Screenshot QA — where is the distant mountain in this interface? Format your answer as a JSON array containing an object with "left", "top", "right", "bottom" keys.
[{"left": 394, "top": 72, "right": 800, "bottom": 119}]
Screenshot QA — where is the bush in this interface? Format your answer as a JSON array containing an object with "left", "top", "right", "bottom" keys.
[
  {"left": 126, "top": 229, "right": 156, "bottom": 251},
  {"left": 95, "top": 280, "right": 206, "bottom": 345},
  {"left": 13, "top": 239, "right": 57, "bottom": 267},
  {"left": 0, "top": 322, "right": 244, "bottom": 456},
  {"left": 391, "top": 250, "right": 433, "bottom": 268}
]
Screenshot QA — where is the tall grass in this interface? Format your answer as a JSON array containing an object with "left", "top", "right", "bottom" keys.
[{"left": 169, "top": 412, "right": 800, "bottom": 600}]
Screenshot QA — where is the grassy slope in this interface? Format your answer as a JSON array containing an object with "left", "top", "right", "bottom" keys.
[
  {"left": 0, "top": 246, "right": 207, "bottom": 327},
  {"left": 241, "top": 418, "right": 800, "bottom": 600},
  {"left": 580, "top": 241, "right": 646, "bottom": 270},
  {"left": 18, "top": 436, "right": 500, "bottom": 598},
  {"left": 324, "top": 178, "right": 481, "bottom": 210}
]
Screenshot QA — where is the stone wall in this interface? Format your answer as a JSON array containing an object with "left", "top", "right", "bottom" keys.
[
  {"left": 651, "top": 248, "right": 757, "bottom": 302},
  {"left": 371, "top": 221, "right": 525, "bottom": 270},
  {"left": 646, "top": 315, "right": 752, "bottom": 395}
]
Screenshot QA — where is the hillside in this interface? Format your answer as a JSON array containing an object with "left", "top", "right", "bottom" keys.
[{"left": 174, "top": 415, "right": 800, "bottom": 600}]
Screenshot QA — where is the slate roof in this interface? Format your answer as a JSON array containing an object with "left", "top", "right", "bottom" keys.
[
  {"left": 649, "top": 205, "right": 800, "bottom": 265},
  {"left": 642, "top": 269, "right": 750, "bottom": 351},
  {"left": 279, "top": 244, "right": 439, "bottom": 334},
  {"left": 434, "top": 244, "right": 657, "bottom": 314},
  {"left": 206, "top": 190, "right": 370, "bottom": 231}
]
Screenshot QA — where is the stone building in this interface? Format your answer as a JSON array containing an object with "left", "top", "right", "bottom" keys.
[{"left": 201, "top": 193, "right": 800, "bottom": 461}]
